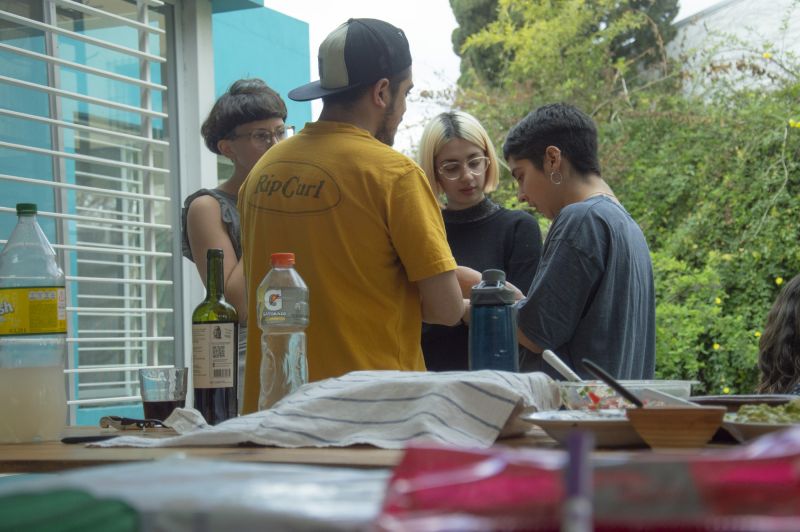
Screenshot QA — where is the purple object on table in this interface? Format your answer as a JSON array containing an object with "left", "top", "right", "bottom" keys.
[{"left": 564, "top": 430, "right": 594, "bottom": 532}]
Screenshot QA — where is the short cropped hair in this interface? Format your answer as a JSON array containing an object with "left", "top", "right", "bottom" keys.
[
  {"left": 418, "top": 110, "right": 500, "bottom": 204},
  {"left": 503, "top": 103, "right": 601, "bottom": 177},
  {"left": 201, "top": 78, "right": 288, "bottom": 155}
]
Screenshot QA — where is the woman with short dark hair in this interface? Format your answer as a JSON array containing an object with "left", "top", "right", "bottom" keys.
[
  {"left": 501, "top": 103, "right": 656, "bottom": 379},
  {"left": 181, "top": 79, "right": 288, "bottom": 407}
]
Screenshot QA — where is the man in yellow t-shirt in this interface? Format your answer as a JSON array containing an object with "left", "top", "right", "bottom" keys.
[{"left": 238, "top": 19, "right": 467, "bottom": 413}]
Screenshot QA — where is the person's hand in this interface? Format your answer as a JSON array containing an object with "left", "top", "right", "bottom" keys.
[
  {"left": 505, "top": 281, "right": 524, "bottom": 301},
  {"left": 461, "top": 299, "right": 471, "bottom": 326}
]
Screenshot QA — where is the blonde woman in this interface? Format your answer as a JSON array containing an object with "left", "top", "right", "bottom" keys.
[{"left": 418, "top": 111, "right": 542, "bottom": 371}]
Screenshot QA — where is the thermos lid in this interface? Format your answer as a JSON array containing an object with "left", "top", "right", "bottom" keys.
[{"left": 470, "top": 269, "right": 517, "bottom": 305}]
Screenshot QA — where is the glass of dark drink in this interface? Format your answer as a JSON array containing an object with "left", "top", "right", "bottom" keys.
[{"left": 138, "top": 367, "right": 188, "bottom": 422}]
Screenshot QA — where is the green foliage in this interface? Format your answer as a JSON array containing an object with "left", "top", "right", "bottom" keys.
[
  {"left": 450, "top": 0, "right": 800, "bottom": 393},
  {"left": 651, "top": 251, "right": 760, "bottom": 394},
  {"left": 449, "top": 0, "right": 501, "bottom": 85},
  {"left": 451, "top": 0, "right": 679, "bottom": 108}
]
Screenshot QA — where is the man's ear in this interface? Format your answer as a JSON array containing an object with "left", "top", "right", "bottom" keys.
[{"left": 370, "top": 78, "right": 391, "bottom": 109}]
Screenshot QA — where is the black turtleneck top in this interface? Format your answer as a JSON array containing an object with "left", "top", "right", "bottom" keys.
[{"left": 422, "top": 197, "right": 543, "bottom": 371}]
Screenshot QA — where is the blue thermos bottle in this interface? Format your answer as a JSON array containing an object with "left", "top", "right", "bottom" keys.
[{"left": 468, "top": 269, "right": 519, "bottom": 371}]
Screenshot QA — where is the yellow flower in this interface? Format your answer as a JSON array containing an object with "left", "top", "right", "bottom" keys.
[
  {"left": 714, "top": 297, "right": 722, "bottom": 305},
  {"left": 755, "top": 331, "right": 762, "bottom": 338},
  {"left": 723, "top": 386, "right": 731, "bottom": 394},
  {"left": 776, "top": 276, "right": 784, "bottom": 286},
  {"left": 791, "top": 120, "right": 800, "bottom": 129},
  {"left": 762, "top": 52, "right": 772, "bottom": 59},
  {"left": 713, "top": 342, "right": 720, "bottom": 350}
]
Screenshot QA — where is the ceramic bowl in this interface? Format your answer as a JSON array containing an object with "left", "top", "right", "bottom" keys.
[{"left": 626, "top": 406, "right": 726, "bottom": 449}]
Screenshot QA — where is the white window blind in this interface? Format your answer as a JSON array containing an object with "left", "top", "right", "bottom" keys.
[{"left": 0, "top": 0, "right": 181, "bottom": 422}]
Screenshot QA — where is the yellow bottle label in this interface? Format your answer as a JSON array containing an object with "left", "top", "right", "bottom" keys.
[{"left": 0, "top": 287, "right": 67, "bottom": 336}]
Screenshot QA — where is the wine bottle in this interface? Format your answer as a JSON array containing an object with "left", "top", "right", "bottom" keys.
[{"left": 192, "top": 248, "right": 238, "bottom": 424}]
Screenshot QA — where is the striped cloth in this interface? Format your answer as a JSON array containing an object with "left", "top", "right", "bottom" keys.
[{"left": 92, "top": 370, "right": 559, "bottom": 450}]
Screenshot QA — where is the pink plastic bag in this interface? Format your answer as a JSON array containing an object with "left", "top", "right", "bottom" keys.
[{"left": 376, "top": 427, "right": 800, "bottom": 531}]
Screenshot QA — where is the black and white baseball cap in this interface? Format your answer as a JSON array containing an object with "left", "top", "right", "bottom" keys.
[{"left": 288, "top": 18, "right": 412, "bottom": 102}]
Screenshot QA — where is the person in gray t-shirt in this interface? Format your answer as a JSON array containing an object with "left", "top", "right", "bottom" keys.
[{"left": 500, "top": 103, "right": 655, "bottom": 380}]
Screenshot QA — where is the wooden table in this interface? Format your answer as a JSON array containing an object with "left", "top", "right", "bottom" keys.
[{"left": 0, "top": 427, "right": 558, "bottom": 473}]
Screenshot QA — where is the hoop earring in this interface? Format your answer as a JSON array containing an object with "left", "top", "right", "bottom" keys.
[{"left": 550, "top": 171, "right": 563, "bottom": 185}]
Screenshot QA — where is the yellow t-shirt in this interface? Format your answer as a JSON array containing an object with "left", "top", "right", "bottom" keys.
[{"left": 238, "top": 121, "right": 456, "bottom": 414}]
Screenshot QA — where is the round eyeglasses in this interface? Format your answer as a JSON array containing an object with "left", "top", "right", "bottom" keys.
[
  {"left": 437, "top": 156, "right": 490, "bottom": 181},
  {"left": 230, "top": 127, "right": 287, "bottom": 148}
]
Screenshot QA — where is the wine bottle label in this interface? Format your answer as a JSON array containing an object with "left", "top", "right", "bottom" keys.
[
  {"left": 192, "top": 322, "right": 236, "bottom": 388},
  {"left": 262, "top": 287, "right": 308, "bottom": 323},
  {"left": 0, "top": 287, "right": 66, "bottom": 336}
]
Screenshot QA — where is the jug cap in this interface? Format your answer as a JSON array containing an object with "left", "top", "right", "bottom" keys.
[
  {"left": 271, "top": 252, "right": 295, "bottom": 267},
  {"left": 470, "top": 269, "right": 517, "bottom": 305},
  {"left": 16, "top": 203, "right": 37, "bottom": 215}
]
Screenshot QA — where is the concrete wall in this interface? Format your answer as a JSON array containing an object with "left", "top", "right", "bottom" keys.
[{"left": 669, "top": 0, "right": 800, "bottom": 92}]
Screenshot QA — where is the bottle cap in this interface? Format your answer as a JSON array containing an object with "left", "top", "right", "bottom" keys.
[
  {"left": 271, "top": 252, "right": 295, "bottom": 267},
  {"left": 470, "top": 269, "right": 517, "bottom": 305},
  {"left": 16, "top": 203, "right": 37, "bottom": 215}
]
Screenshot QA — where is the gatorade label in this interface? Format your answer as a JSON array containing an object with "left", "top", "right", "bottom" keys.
[
  {"left": 0, "top": 286, "right": 67, "bottom": 336},
  {"left": 262, "top": 287, "right": 308, "bottom": 323}
]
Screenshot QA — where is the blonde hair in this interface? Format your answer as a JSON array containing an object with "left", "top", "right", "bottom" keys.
[{"left": 418, "top": 111, "right": 500, "bottom": 207}]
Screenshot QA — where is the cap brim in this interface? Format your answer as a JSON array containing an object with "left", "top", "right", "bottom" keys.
[{"left": 288, "top": 80, "right": 358, "bottom": 102}]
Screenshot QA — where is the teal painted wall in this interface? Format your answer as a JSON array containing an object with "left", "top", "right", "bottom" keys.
[
  {"left": 0, "top": 34, "right": 57, "bottom": 241},
  {"left": 211, "top": 7, "right": 312, "bottom": 130}
]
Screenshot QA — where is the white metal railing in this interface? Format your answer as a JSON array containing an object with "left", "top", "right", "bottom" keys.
[
  {"left": 0, "top": 173, "right": 170, "bottom": 202},
  {"left": 0, "top": 1, "right": 179, "bottom": 417},
  {"left": 54, "top": 0, "right": 166, "bottom": 35},
  {"left": 0, "top": 44, "right": 167, "bottom": 91},
  {"left": 0, "top": 140, "right": 169, "bottom": 173},
  {"left": 0, "top": 76, "right": 168, "bottom": 118},
  {"left": 0, "top": 10, "right": 166, "bottom": 63}
]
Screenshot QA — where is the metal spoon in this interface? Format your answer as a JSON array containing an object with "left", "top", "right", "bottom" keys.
[{"left": 581, "top": 359, "right": 644, "bottom": 408}]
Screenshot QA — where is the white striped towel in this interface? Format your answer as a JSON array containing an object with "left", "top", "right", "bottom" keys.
[{"left": 92, "top": 370, "right": 559, "bottom": 450}]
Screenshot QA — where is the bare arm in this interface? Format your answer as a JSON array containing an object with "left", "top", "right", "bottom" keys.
[
  {"left": 517, "top": 328, "right": 543, "bottom": 354},
  {"left": 185, "top": 195, "right": 248, "bottom": 323},
  {"left": 417, "top": 270, "right": 465, "bottom": 326},
  {"left": 455, "top": 266, "right": 482, "bottom": 298}
]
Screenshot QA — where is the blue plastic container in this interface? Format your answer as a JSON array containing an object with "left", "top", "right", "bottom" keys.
[{"left": 468, "top": 269, "right": 519, "bottom": 372}]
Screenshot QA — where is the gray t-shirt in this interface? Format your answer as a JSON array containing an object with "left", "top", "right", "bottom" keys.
[{"left": 517, "top": 196, "right": 655, "bottom": 379}]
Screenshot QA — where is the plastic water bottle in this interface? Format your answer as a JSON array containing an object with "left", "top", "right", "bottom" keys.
[
  {"left": 469, "top": 269, "right": 519, "bottom": 372},
  {"left": 257, "top": 252, "right": 308, "bottom": 410},
  {"left": 0, "top": 203, "right": 68, "bottom": 443}
]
